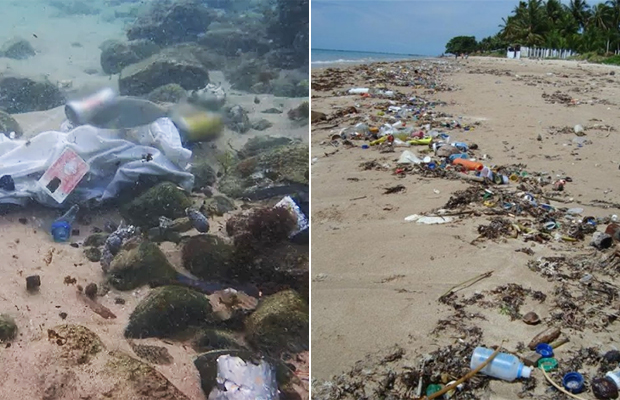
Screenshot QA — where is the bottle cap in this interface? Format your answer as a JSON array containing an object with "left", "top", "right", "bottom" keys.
[
  {"left": 538, "top": 357, "right": 558, "bottom": 371},
  {"left": 563, "top": 372, "right": 585, "bottom": 394},
  {"left": 51, "top": 221, "right": 71, "bottom": 242},
  {"left": 605, "top": 371, "right": 620, "bottom": 389},
  {"left": 520, "top": 366, "right": 532, "bottom": 379},
  {"left": 536, "top": 343, "right": 554, "bottom": 358}
]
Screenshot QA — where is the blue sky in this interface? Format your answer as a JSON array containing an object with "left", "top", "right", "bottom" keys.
[{"left": 311, "top": 0, "right": 604, "bottom": 56}]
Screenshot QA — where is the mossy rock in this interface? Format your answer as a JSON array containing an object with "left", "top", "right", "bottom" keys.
[
  {"left": 53, "top": 324, "right": 103, "bottom": 365},
  {"left": 83, "top": 247, "right": 102, "bottom": 262},
  {"left": 245, "top": 290, "right": 308, "bottom": 354},
  {"left": 205, "top": 195, "right": 235, "bottom": 216},
  {"left": 105, "top": 350, "right": 190, "bottom": 399},
  {"left": 238, "top": 135, "right": 293, "bottom": 159},
  {"left": 218, "top": 143, "right": 308, "bottom": 199},
  {"left": 83, "top": 232, "right": 109, "bottom": 247},
  {"left": 120, "top": 182, "right": 191, "bottom": 228},
  {"left": 256, "top": 144, "right": 309, "bottom": 184},
  {"left": 191, "top": 160, "right": 217, "bottom": 190},
  {"left": 146, "top": 83, "right": 187, "bottom": 104},
  {"left": 0, "top": 314, "right": 17, "bottom": 341},
  {"left": 0, "top": 37, "right": 35, "bottom": 60},
  {"left": 0, "top": 110, "right": 23, "bottom": 138},
  {"left": 125, "top": 286, "right": 215, "bottom": 338},
  {"left": 287, "top": 101, "right": 309, "bottom": 121},
  {"left": 181, "top": 235, "right": 236, "bottom": 281},
  {"left": 108, "top": 241, "right": 178, "bottom": 290},
  {"left": 191, "top": 328, "right": 244, "bottom": 353}
]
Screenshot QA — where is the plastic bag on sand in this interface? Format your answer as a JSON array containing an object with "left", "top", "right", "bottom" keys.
[
  {"left": 208, "top": 355, "right": 279, "bottom": 400},
  {"left": 405, "top": 214, "right": 454, "bottom": 224},
  {"left": 397, "top": 150, "right": 431, "bottom": 165},
  {"left": 0, "top": 117, "right": 194, "bottom": 207}
]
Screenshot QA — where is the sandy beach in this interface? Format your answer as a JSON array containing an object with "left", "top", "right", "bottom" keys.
[{"left": 311, "top": 56, "right": 620, "bottom": 398}]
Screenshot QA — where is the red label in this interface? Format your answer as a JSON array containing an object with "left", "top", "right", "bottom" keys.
[{"left": 39, "top": 148, "right": 90, "bottom": 203}]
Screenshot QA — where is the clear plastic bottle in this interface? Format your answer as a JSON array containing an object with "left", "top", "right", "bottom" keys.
[
  {"left": 51, "top": 205, "right": 79, "bottom": 242},
  {"left": 470, "top": 347, "right": 532, "bottom": 381}
]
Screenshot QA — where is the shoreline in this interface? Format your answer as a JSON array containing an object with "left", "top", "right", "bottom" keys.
[{"left": 311, "top": 55, "right": 620, "bottom": 398}]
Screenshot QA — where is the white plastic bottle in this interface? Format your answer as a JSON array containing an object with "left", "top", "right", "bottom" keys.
[
  {"left": 470, "top": 347, "right": 532, "bottom": 381},
  {"left": 605, "top": 368, "right": 620, "bottom": 389}
]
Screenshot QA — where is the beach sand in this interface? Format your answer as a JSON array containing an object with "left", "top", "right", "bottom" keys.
[
  {"left": 311, "top": 56, "right": 620, "bottom": 397},
  {"left": 0, "top": 2, "right": 309, "bottom": 399}
]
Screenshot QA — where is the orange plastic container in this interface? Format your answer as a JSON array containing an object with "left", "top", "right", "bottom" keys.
[{"left": 453, "top": 158, "right": 484, "bottom": 171}]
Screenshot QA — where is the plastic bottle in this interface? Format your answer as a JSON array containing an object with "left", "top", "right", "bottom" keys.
[
  {"left": 605, "top": 368, "right": 620, "bottom": 390},
  {"left": 51, "top": 205, "right": 79, "bottom": 242},
  {"left": 470, "top": 347, "right": 532, "bottom": 381},
  {"left": 452, "top": 158, "right": 484, "bottom": 171}
]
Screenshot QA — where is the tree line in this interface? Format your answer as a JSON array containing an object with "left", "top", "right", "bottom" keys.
[{"left": 445, "top": 0, "right": 620, "bottom": 55}]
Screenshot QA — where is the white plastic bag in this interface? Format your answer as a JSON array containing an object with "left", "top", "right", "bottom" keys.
[{"left": 0, "top": 117, "right": 194, "bottom": 207}]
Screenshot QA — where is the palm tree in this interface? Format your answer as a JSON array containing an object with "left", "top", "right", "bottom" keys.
[
  {"left": 568, "top": 0, "right": 592, "bottom": 31},
  {"left": 500, "top": 0, "right": 548, "bottom": 47}
]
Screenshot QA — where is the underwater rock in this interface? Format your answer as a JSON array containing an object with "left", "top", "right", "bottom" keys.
[
  {"left": 191, "top": 160, "right": 218, "bottom": 190},
  {"left": 0, "top": 75, "right": 65, "bottom": 113},
  {"left": 146, "top": 83, "right": 187, "bottom": 103},
  {"left": 181, "top": 235, "right": 236, "bottom": 281},
  {"left": 219, "top": 143, "right": 309, "bottom": 198},
  {"left": 251, "top": 118, "right": 273, "bottom": 131},
  {"left": 127, "top": 39, "right": 161, "bottom": 60},
  {"left": 107, "top": 241, "right": 178, "bottom": 290},
  {"left": 83, "top": 247, "right": 102, "bottom": 262},
  {"left": 287, "top": 101, "right": 309, "bottom": 122},
  {"left": 49, "top": 0, "right": 100, "bottom": 16},
  {"left": 191, "top": 328, "right": 244, "bottom": 353},
  {"left": 0, "top": 314, "right": 17, "bottom": 342},
  {"left": 126, "top": 0, "right": 213, "bottom": 46},
  {"left": 119, "top": 46, "right": 209, "bottom": 96},
  {"left": 188, "top": 83, "right": 226, "bottom": 111},
  {"left": 267, "top": 0, "right": 309, "bottom": 69},
  {"left": 185, "top": 208, "right": 209, "bottom": 233},
  {"left": 128, "top": 340, "right": 173, "bottom": 365},
  {"left": 83, "top": 233, "right": 109, "bottom": 247},
  {"left": 205, "top": 195, "right": 235, "bottom": 216},
  {"left": 125, "top": 286, "right": 215, "bottom": 338},
  {"left": 198, "top": 26, "right": 270, "bottom": 57},
  {"left": 245, "top": 290, "right": 308, "bottom": 354},
  {"left": 238, "top": 135, "right": 293, "bottom": 159},
  {"left": 0, "top": 110, "right": 23, "bottom": 138},
  {"left": 224, "top": 58, "right": 277, "bottom": 93},
  {"left": 224, "top": 105, "right": 251, "bottom": 133},
  {"left": 100, "top": 40, "right": 140, "bottom": 75},
  {"left": 120, "top": 182, "right": 191, "bottom": 228},
  {"left": 0, "top": 37, "right": 35, "bottom": 60}
]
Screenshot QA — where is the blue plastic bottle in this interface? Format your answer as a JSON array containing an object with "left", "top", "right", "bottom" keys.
[
  {"left": 51, "top": 205, "right": 79, "bottom": 242},
  {"left": 470, "top": 347, "right": 532, "bottom": 381}
]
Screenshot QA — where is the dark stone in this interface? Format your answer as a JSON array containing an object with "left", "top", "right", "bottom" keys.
[
  {"left": 191, "top": 161, "right": 217, "bottom": 190},
  {"left": 120, "top": 182, "right": 191, "bottom": 228},
  {"left": 26, "top": 275, "right": 41, "bottom": 291},
  {"left": 126, "top": 0, "right": 213, "bottom": 46},
  {"left": 119, "top": 46, "right": 210, "bottom": 96},
  {"left": 181, "top": 235, "right": 236, "bottom": 281},
  {"left": 0, "top": 111, "right": 23, "bottom": 138},
  {"left": 84, "top": 233, "right": 109, "bottom": 247},
  {"left": 100, "top": 40, "right": 140, "bottom": 75},
  {"left": 84, "top": 283, "right": 98, "bottom": 299},
  {"left": 127, "top": 39, "right": 160, "bottom": 60},
  {"left": 59, "top": 312, "right": 68, "bottom": 320},
  {"left": 197, "top": 26, "right": 270, "bottom": 57},
  {"left": 251, "top": 119, "right": 273, "bottom": 131},
  {"left": 238, "top": 136, "right": 293, "bottom": 159},
  {"left": 0, "top": 175, "right": 15, "bottom": 191},
  {"left": 0, "top": 37, "right": 35, "bottom": 60},
  {"left": 205, "top": 195, "right": 235, "bottom": 216},
  {"left": 0, "top": 76, "right": 65, "bottom": 113},
  {"left": 115, "top": 297, "right": 126, "bottom": 305},
  {"left": 261, "top": 108, "right": 283, "bottom": 114},
  {"left": 191, "top": 328, "right": 244, "bottom": 352},
  {"left": 224, "top": 58, "right": 277, "bottom": 93},
  {"left": 83, "top": 247, "right": 101, "bottom": 262},
  {"left": 224, "top": 105, "right": 251, "bottom": 133},
  {"left": 0, "top": 314, "right": 17, "bottom": 341},
  {"left": 124, "top": 285, "right": 215, "bottom": 338}
]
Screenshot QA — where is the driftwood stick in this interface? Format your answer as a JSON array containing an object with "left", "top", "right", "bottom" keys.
[
  {"left": 540, "top": 367, "right": 586, "bottom": 400},
  {"left": 439, "top": 271, "right": 494, "bottom": 300},
  {"left": 421, "top": 342, "right": 505, "bottom": 400}
]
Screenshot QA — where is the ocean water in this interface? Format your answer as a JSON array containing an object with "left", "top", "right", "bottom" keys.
[{"left": 312, "top": 48, "right": 425, "bottom": 67}]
